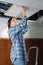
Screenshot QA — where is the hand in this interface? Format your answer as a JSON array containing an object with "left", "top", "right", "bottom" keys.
[
  {"left": 16, "top": 5, "right": 26, "bottom": 16},
  {"left": 16, "top": 5, "right": 23, "bottom": 10}
]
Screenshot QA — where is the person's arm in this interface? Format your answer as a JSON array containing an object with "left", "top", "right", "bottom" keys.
[
  {"left": 16, "top": 5, "right": 28, "bottom": 34},
  {"left": 18, "top": 16, "right": 28, "bottom": 34}
]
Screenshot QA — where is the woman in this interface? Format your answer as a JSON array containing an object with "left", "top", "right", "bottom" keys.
[{"left": 8, "top": 5, "right": 29, "bottom": 65}]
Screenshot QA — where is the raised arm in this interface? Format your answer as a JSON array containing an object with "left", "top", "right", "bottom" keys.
[{"left": 16, "top": 5, "right": 28, "bottom": 34}]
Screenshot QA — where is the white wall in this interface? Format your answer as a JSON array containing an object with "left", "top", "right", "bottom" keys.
[
  {"left": 24, "top": 24, "right": 43, "bottom": 38},
  {"left": 24, "top": 21, "right": 43, "bottom": 38},
  {"left": 0, "top": 18, "right": 8, "bottom": 38}
]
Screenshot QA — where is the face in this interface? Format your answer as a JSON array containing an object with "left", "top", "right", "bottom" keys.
[{"left": 10, "top": 18, "right": 17, "bottom": 27}]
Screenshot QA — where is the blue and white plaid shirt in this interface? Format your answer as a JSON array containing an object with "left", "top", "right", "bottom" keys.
[{"left": 8, "top": 16, "right": 29, "bottom": 64}]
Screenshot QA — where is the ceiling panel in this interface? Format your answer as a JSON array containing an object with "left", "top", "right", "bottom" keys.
[{"left": 0, "top": 1, "right": 12, "bottom": 10}]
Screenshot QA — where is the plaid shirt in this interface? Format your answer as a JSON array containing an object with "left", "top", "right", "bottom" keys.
[{"left": 8, "top": 16, "right": 29, "bottom": 64}]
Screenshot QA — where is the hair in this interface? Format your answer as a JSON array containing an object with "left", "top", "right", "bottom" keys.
[
  {"left": 8, "top": 17, "right": 13, "bottom": 44},
  {"left": 8, "top": 17, "right": 13, "bottom": 29}
]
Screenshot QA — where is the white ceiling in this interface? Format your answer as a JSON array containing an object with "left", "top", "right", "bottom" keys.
[
  {"left": 0, "top": 0, "right": 43, "bottom": 9},
  {"left": 0, "top": 0, "right": 35, "bottom": 6},
  {"left": 0, "top": 0, "right": 43, "bottom": 20},
  {"left": 0, "top": 0, "right": 43, "bottom": 18}
]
